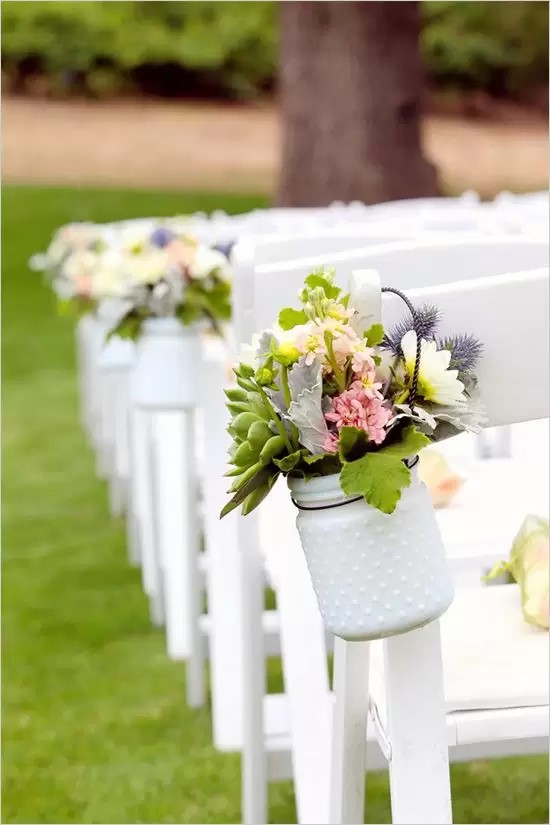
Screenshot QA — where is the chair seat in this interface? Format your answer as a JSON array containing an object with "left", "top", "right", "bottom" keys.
[{"left": 369, "top": 585, "right": 549, "bottom": 718}]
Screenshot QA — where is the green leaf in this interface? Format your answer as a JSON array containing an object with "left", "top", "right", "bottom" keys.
[
  {"left": 226, "top": 401, "right": 250, "bottom": 416},
  {"left": 483, "top": 560, "right": 511, "bottom": 582},
  {"left": 278, "top": 307, "right": 308, "bottom": 330},
  {"left": 340, "top": 453, "right": 412, "bottom": 515},
  {"left": 303, "top": 452, "right": 330, "bottom": 465},
  {"left": 237, "top": 363, "right": 255, "bottom": 378},
  {"left": 221, "top": 466, "right": 272, "bottom": 518},
  {"left": 364, "top": 323, "right": 385, "bottom": 347},
  {"left": 231, "top": 411, "right": 259, "bottom": 439},
  {"left": 241, "top": 472, "right": 280, "bottom": 516},
  {"left": 247, "top": 420, "right": 273, "bottom": 451},
  {"left": 337, "top": 426, "right": 361, "bottom": 458},
  {"left": 235, "top": 376, "right": 256, "bottom": 392},
  {"left": 225, "top": 387, "right": 247, "bottom": 402},
  {"left": 223, "top": 465, "right": 243, "bottom": 478},
  {"left": 376, "top": 424, "right": 431, "bottom": 460},
  {"left": 110, "top": 311, "right": 143, "bottom": 341},
  {"left": 304, "top": 271, "right": 340, "bottom": 299},
  {"left": 227, "top": 461, "right": 263, "bottom": 493},
  {"left": 339, "top": 425, "right": 430, "bottom": 514},
  {"left": 259, "top": 435, "right": 286, "bottom": 464},
  {"left": 232, "top": 440, "right": 258, "bottom": 467},
  {"left": 273, "top": 450, "right": 303, "bottom": 472}
]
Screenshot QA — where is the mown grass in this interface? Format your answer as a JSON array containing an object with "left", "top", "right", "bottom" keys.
[{"left": 2, "top": 185, "right": 548, "bottom": 824}]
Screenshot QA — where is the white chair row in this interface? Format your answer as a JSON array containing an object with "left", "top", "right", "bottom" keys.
[
  {"left": 96, "top": 232, "right": 547, "bottom": 820},
  {"left": 78, "top": 198, "right": 549, "bottom": 824}
]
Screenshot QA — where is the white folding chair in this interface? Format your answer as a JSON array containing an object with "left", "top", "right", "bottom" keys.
[
  {"left": 228, "top": 240, "right": 547, "bottom": 823},
  {"left": 202, "top": 227, "right": 426, "bottom": 747},
  {"left": 329, "top": 267, "right": 549, "bottom": 825}
]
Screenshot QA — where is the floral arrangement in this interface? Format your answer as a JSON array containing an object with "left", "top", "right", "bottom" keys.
[
  {"left": 486, "top": 515, "right": 549, "bottom": 630},
  {"left": 108, "top": 222, "right": 232, "bottom": 338},
  {"left": 222, "top": 268, "right": 485, "bottom": 517},
  {"left": 30, "top": 218, "right": 232, "bottom": 335},
  {"left": 29, "top": 221, "right": 109, "bottom": 316}
]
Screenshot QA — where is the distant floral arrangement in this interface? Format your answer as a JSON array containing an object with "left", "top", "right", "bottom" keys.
[
  {"left": 222, "top": 268, "right": 485, "bottom": 517},
  {"left": 30, "top": 218, "right": 232, "bottom": 336}
]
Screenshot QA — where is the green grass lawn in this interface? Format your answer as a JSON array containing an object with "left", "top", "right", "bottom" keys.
[{"left": 2, "top": 185, "right": 548, "bottom": 824}]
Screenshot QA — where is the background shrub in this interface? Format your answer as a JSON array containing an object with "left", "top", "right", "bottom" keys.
[{"left": 1, "top": 0, "right": 547, "bottom": 101}]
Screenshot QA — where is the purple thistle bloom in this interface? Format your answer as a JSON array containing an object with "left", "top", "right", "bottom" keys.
[
  {"left": 150, "top": 227, "right": 175, "bottom": 248},
  {"left": 383, "top": 303, "right": 442, "bottom": 355},
  {"left": 437, "top": 333, "right": 484, "bottom": 374}
]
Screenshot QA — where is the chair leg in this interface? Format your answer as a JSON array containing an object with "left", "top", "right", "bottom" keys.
[
  {"left": 132, "top": 409, "right": 164, "bottom": 625},
  {"left": 239, "top": 512, "right": 267, "bottom": 825},
  {"left": 201, "top": 356, "right": 246, "bottom": 749},
  {"left": 182, "top": 409, "right": 205, "bottom": 708},
  {"left": 152, "top": 413, "right": 191, "bottom": 662},
  {"left": 329, "top": 638, "right": 370, "bottom": 825},
  {"left": 384, "top": 620, "right": 452, "bottom": 825}
]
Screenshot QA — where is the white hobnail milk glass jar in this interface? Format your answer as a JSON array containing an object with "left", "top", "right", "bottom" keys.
[
  {"left": 288, "top": 468, "right": 454, "bottom": 641},
  {"left": 130, "top": 317, "right": 203, "bottom": 410}
]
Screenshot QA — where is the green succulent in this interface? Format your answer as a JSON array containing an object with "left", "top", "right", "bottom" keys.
[{"left": 221, "top": 378, "right": 289, "bottom": 517}]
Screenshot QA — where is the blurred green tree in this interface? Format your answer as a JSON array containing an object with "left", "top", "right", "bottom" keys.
[{"left": 1, "top": 1, "right": 547, "bottom": 100}]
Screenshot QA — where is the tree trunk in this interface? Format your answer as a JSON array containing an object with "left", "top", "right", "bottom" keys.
[{"left": 278, "top": 1, "right": 438, "bottom": 206}]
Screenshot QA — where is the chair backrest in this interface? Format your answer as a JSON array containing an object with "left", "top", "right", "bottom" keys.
[
  {"left": 235, "top": 235, "right": 548, "bottom": 344},
  {"left": 381, "top": 268, "right": 549, "bottom": 427},
  {"left": 230, "top": 229, "right": 443, "bottom": 352}
]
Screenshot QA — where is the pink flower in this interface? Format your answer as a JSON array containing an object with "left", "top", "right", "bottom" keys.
[
  {"left": 354, "top": 369, "right": 384, "bottom": 399},
  {"left": 75, "top": 274, "right": 92, "bottom": 297},
  {"left": 324, "top": 381, "right": 392, "bottom": 446},
  {"left": 323, "top": 431, "right": 340, "bottom": 453}
]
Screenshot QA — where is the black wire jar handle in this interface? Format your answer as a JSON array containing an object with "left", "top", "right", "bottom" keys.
[{"left": 381, "top": 286, "right": 421, "bottom": 412}]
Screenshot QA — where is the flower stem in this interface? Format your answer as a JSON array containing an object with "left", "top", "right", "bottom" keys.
[{"left": 325, "top": 334, "right": 346, "bottom": 392}]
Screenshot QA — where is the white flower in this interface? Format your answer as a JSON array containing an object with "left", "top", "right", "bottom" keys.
[
  {"left": 189, "top": 246, "right": 230, "bottom": 281},
  {"left": 61, "top": 249, "right": 99, "bottom": 283},
  {"left": 401, "top": 330, "right": 466, "bottom": 407},
  {"left": 118, "top": 224, "right": 152, "bottom": 254},
  {"left": 91, "top": 250, "right": 133, "bottom": 299},
  {"left": 125, "top": 248, "right": 170, "bottom": 286}
]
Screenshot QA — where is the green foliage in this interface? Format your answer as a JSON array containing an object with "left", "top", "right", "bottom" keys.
[
  {"left": 1, "top": 0, "right": 277, "bottom": 99},
  {"left": 57, "top": 295, "right": 96, "bottom": 320},
  {"left": 303, "top": 270, "right": 341, "bottom": 300},
  {"left": 109, "top": 307, "right": 145, "bottom": 341},
  {"left": 364, "top": 323, "right": 385, "bottom": 348},
  {"left": 421, "top": 1, "right": 549, "bottom": 95},
  {"left": 278, "top": 307, "right": 308, "bottom": 331},
  {"left": 340, "top": 425, "right": 430, "bottom": 514},
  {"left": 2, "top": 1, "right": 547, "bottom": 99}
]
